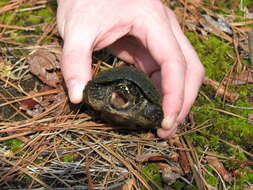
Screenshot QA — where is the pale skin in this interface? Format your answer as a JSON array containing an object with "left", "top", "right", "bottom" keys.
[{"left": 57, "top": 0, "right": 205, "bottom": 139}]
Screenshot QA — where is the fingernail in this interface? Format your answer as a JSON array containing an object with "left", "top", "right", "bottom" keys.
[
  {"left": 161, "top": 116, "right": 177, "bottom": 130},
  {"left": 67, "top": 80, "right": 85, "bottom": 104}
]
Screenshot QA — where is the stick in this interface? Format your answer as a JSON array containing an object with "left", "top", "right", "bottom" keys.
[{"left": 248, "top": 30, "right": 253, "bottom": 67}]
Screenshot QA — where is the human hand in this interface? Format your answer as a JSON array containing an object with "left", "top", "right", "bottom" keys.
[{"left": 57, "top": 0, "right": 205, "bottom": 138}]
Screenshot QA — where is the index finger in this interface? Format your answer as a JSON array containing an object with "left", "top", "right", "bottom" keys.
[{"left": 61, "top": 23, "right": 94, "bottom": 104}]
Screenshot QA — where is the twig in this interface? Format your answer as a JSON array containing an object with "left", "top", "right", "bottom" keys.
[
  {"left": 16, "top": 5, "right": 46, "bottom": 12},
  {"left": 248, "top": 30, "right": 253, "bottom": 67},
  {"left": 0, "top": 132, "right": 32, "bottom": 141},
  {"left": 1, "top": 157, "right": 52, "bottom": 189},
  {"left": 0, "top": 88, "right": 62, "bottom": 108},
  {"left": 0, "top": 24, "right": 35, "bottom": 31},
  {"left": 203, "top": 77, "right": 239, "bottom": 102}
]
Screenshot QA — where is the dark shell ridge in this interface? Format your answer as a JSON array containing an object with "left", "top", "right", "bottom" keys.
[{"left": 93, "top": 66, "right": 161, "bottom": 104}]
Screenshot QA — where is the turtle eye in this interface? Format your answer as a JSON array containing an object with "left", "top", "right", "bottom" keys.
[{"left": 110, "top": 91, "right": 130, "bottom": 109}]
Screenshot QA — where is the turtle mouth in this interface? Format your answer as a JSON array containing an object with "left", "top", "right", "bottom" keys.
[{"left": 110, "top": 91, "right": 130, "bottom": 109}]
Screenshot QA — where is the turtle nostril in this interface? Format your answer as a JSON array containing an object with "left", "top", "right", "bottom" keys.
[{"left": 110, "top": 92, "right": 129, "bottom": 108}]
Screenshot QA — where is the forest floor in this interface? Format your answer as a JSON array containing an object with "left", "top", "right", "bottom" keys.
[{"left": 0, "top": 0, "right": 253, "bottom": 189}]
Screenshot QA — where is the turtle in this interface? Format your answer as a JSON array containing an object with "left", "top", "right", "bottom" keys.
[{"left": 83, "top": 66, "right": 163, "bottom": 128}]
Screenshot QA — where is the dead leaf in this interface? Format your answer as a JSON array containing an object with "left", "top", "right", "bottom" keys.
[
  {"left": 162, "top": 167, "right": 181, "bottom": 185},
  {"left": 40, "top": 90, "right": 70, "bottom": 116},
  {"left": 206, "top": 153, "right": 233, "bottom": 183},
  {"left": 121, "top": 179, "right": 135, "bottom": 190},
  {"left": 174, "top": 7, "right": 185, "bottom": 24},
  {"left": 248, "top": 97, "right": 253, "bottom": 103},
  {"left": 224, "top": 70, "right": 253, "bottom": 85},
  {"left": 200, "top": 15, "right": 232, "bottom": 35},
  {"left": 139, "top": 132, "right": 156, "bottom": 139},
  {"left": 19, "top": 98, "right": 38, "bottom": 110},
  {"left": 168, "top": 136, "right": 191, "bottom": 174},
  {"left": 136, "top": 152, "right": 179, "bottom": 163},
  {"left": 157, "top": 163, "right": 184, "bottom": 174},
  {"left": 3, "top": 150, "right": 14, "bottom": 158},
  {"left": 22, "top": 88, "right": 69, "bottom": 117},
  {"left": 26, "top": 104, "right": 44, "bottom": 117},
  {"left": 27, "top": 49, "right": 61, "bottom": 87}
]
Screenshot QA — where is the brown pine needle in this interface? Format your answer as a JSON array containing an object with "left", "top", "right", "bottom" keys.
[{"left": 0, "top": 24, "right": 35, "bottom": 31}]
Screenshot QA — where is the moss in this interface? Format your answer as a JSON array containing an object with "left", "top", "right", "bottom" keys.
[
  {"left": 186, "top": 29, "right": 252, "bottom": 187},
  {"left": 1, "top": 11, "right": 15, "bottom": 24},
  {"left": 192, "top": 99, "right": 253, "bottom": 150},
  {"left": 172, "top": 181, "right": 185, "bottom": 190},
  {"left": 187, "top": 30, "right": 252, "bottom": 146},
  {"left": 37, "top": 8, "right": 54, "bottom": 23},
  {"left": 203, "top": 0, "right": 251, "bottom": 11},
  {"left": 227, "top": 148, "right": 248, "bottom": 161},
  {"left": 0, "top": 0, "right": 8, "bottom": 6},
  {"left": 42, "top": 37, "right": 54, "bottom": 43},
  {"left": 4, "top": 139, "right": 23, "bottom": 152},
  {"left": 186, "top": 32, "right": 234, "bottom": 80},
  {"left": 61, "top": 154, "right": 74, "bottom": 162},
  {"left": 16, "top": 36, "right": 26, "bottom": 43},
  {"left": 233, "top": 169, "right": 253, "bottom": 189},
  {"left": 27, "top": 15, "right": 41, "bottom": 25},
  {"left": 141, "top": 163, "right": 163, "bottom": 190},
  {"left": 15, "top": 6, "right": 54, "bottom": 26},
  {"left": 35, "top": 26, "right": 43, "bottom": 33},
  {"left": 19, "top": 174, "right": 33, "bottom": 186},
  {"left": 202, "top": 0, "right": 253, "bottom": 26},
  {"left": 0, "top": 4, "right": 56, "bottom": 47},
  {"left": 187, "top": 186, "right": 198, "bottom": 190},
  {"left": 204, "top": 166, "right": 218, "bottom": 187}
]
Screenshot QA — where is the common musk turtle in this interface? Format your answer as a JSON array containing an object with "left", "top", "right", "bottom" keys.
[{"left": 83, "top": 66, "right": 163, "bottom": 128}]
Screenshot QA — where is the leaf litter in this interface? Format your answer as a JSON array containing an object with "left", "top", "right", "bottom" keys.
[
  {"left": 27, "top": 48, "right": 61, "bottom": 88},
  {"left": 0, "top": 0, "right": 253, "bottom": 189}
]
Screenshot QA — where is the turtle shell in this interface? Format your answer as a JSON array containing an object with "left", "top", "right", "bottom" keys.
[
  {"left": 93, "top": 66, "right": 161, "bottom": 105},
  {"left": 83, "top": 66, "right": 163, "bottom": 128}
]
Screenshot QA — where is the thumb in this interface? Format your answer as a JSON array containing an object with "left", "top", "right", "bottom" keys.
[{"left": 61, "top": 37, "right": 93, "bottom": 104}]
